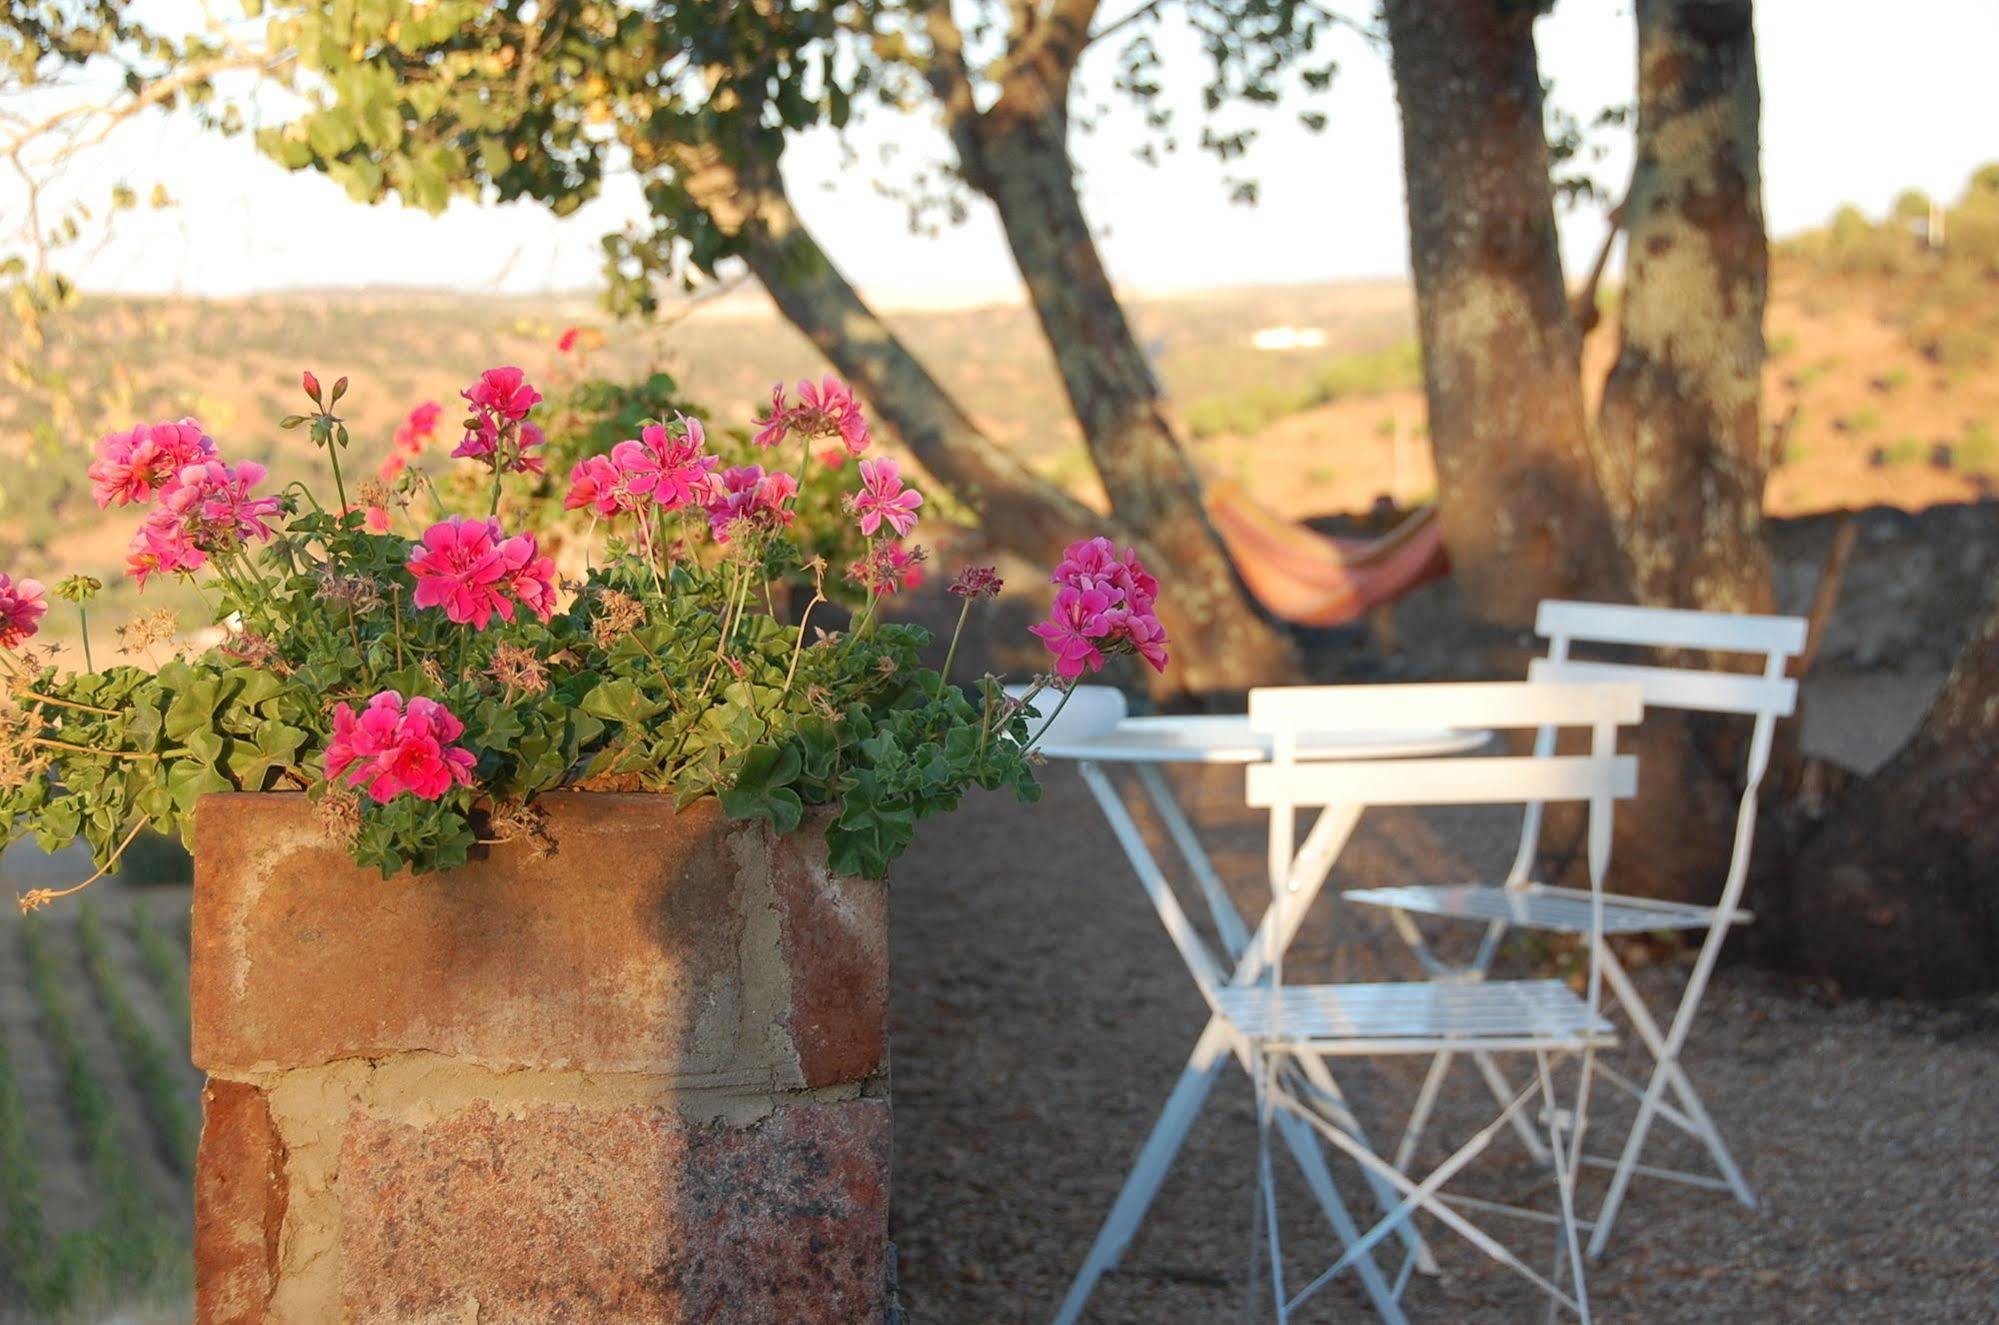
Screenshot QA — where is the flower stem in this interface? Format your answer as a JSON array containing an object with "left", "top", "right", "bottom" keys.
[
  {"left": 934, "top": 598, "right": 973, "bottom": 700},
  {"left": 782, "top": 593, "right": 825, "bottom": 697},
  {"left": 77, "top": 606, "right": 93, "bottom": 671},
  {"left": 16, "top": 817, "right": 149, "bottom": 914},
  {"left": 19, "top": 691, "right": 118, "bottom": 716},
  {"left": 326, "top": 441, "right": 350, "bottom": 519},
  {"left": 1025, "top": 683, "right": 1077, "bottom": 753}
]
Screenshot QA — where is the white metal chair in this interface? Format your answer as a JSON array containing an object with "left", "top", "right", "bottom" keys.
[
  {"left": 1346, "top": 600, "right": 1806, "bottom": 1256},
  {"left": 1237, "top": 681, "right": 1641, "bottom": 1322}
]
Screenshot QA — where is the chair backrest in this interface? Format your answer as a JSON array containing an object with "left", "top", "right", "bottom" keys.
[
  {"left": 1512, "top": 601, "right": 1809, "bottom": 921},
  {"left": 1247, "top": 682, "right": 1643, "bottom": 1026}
]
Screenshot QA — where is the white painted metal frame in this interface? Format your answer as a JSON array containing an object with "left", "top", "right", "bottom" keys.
[
  {"left": 1046, "top": 718, "right": 1488, "bottom": 1325},
  {"left": 1241, "top": 681, "right": 1640, "bottom": 1323},
  {"left": 1347, "top": 599, "right": 1806, "bottom": 1256}
]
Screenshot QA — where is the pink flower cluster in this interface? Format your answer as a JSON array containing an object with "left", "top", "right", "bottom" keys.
[
  {"left": 453, "top": 367, "right": 546, "bottom": 474},
  {"left": 381, "top": 400, "right": 442, "bottom": 479},
  {"left": 324, "top": 690, "right": 477, "bottom": 804},
  {"left": 1029, "top": 538, "right": 1170, "bottom": 681},
  {"left": 752, "top": 376, "right": 871, "bottom": 456},
  {"left": 704, "top": 465, "right": 799, "bottom": 543},
  {"left": 126, "top": 458, "right": 283, "bottom": 589},
  {"left": 565, "top": 417, "right": 720, "bottom": 518},
  {"left": 87, "top": 420, "right": 218, "bottom": 508},
  {"left": 0, "top": 573, "right": 46, "bottom": 649},
  {"left": 846, "top": 541, "right": 925, "bottom": 596},
  {"left": 407, "top": 516, "right": 558, "bottom": 630}
]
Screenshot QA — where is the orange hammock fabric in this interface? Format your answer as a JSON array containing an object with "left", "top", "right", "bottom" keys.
[{"left": 1205, "top": 481, "right": 1451, "bottom": 628}]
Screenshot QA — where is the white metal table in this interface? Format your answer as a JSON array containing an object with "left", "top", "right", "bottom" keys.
[{"left": 1041, "top": 714, "right": 1491, "bottom": 1325}]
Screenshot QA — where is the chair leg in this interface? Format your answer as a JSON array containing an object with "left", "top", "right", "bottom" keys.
[
  {"left": 1292, "top": 1054, "right": 1437, "bottom": 1278},
  {"left": 1471, "top": 1049, "right": 1555, "bottom": 1165},
  {"left": 1538, "top": 1050, "right": 1591, "bottom": 1323},
  {"left": 1394, "top": 1050, "right": 1455, "bottom": 1170}
]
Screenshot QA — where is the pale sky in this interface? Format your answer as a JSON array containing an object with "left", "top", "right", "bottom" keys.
[{"left": 9, "top": 0, "right": 1997, "bottom": 309}]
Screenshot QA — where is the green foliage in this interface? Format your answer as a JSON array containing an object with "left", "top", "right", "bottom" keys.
[{"left": 4, "top": 377, "right": 1043, "bottom": 883}]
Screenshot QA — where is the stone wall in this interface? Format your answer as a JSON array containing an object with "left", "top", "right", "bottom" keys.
[{"left": 191, "top": 793, "right": 890, "bottom": 1324}]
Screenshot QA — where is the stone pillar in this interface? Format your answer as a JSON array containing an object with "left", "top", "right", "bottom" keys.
[{"left": 191, "top": 793, "right": 890, "bottom": 1324}]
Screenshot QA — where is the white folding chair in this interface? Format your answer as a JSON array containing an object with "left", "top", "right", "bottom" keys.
[
  {"left": 1237, "top": 681, "right": 1641, "bottom": 1322},
  {"left": 1346, "top": 600, "right": 1806, "bottom": 1256}
]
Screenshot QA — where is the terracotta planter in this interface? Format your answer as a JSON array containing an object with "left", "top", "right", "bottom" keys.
[{"left": 190, "top": 793, "right": 890, "bottom": 1324}]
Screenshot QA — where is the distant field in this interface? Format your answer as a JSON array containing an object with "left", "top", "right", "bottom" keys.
[{"left": 5, "top": 240, "right": 1997, "bottom": 600}]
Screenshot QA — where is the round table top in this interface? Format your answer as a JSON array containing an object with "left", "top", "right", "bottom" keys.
[{"left": 1037, "top": 713, "right": 1492, "bottom": 765}]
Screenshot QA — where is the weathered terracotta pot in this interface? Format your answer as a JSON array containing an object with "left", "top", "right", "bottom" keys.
[{"left": 190, "top": 793, "right": 890, "bottom": 1324}]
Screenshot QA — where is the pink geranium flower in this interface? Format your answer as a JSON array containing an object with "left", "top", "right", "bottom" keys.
[
  {"left": 324, "top": 690, "right": 477, "bottom": 804},
  {"left": 704, "top": 466, "right": 799, "bottom": 543},
  {"left": 1029, "top": 585, "right": 1116, "bottom": 681},
  {"left": 1031, "top": 538, "right": 1170, "bottom": 679},
  {"left": 498, "top": 531, "right": 558, "bottom": 623},
  {"left": 610, "top": 417, "right": 719, "bottom": 513},
  {"left": 382, "top": 400, "right": 443, "bottom": 478},
  {"left": 462, "top": 366, "right": 540, "bottom": 424},
  {"left": 87, "top": 420, "right": 218, "bottom": 508},
  {"left": 562, "top": 454, "right": 629, "bottom": 517},
  {"left": 0, "top": 574, "right": 47, "bottom": 648},
  {"left": 849, "top": 457, "right": 923, "bottom": 539},
  {"left": 407, "top": 516, "right": 515, "bottom": 629},
  {"left": 455, "top": 368, "right": 545, "bottom": 474},
  {"left": 126, "top": 519, "right": 204, "bottom": 589},
  {"left": 125, "top": 459, "right": 281, "bottom": 588},
  {"left": 750, "top": 376, "right": 871, "bottom": 456}
]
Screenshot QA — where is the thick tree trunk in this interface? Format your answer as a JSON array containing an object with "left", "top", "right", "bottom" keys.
[
  {"left": 1781, "top": 587, "right": 1999, "bottom": 997},
  {"left": 1592, "top": 0, "right": 1785, "bottom": 907},
  {"left": 1595, "top": 0, "right": 1773, "bottom": 616},
  {"left": 949, "top": 70, "right": 1301, "bottom": 692},
  {"left": 1383, "top": 0, "right": 1629, "bottom": 627}
]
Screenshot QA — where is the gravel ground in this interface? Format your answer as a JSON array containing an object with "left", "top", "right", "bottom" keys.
[{"left": 889, "top": 760, "right": 1999, "bottom": 1323}]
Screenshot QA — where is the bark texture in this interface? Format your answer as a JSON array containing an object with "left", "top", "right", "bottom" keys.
[
  {"left": 1591, "top": 0, "right": 1787, "bottom": 907},
  {"left": 1595, "top": 0, "right": 1774, "bottom": 615},
  {"left": 1781, "top": 589, "right": 1999, "bottom": 997},
  {"left": 1384, "top": 0, "right": 1629, "bottom": 627}
]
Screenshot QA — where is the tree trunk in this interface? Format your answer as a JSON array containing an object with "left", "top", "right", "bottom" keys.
[
  {"left": 950, "top": 70, "right": 1301, "bottom": 693},
  {"left": 1780, "top": 586, "right": 1999, "bottom": 997},
  {"left": 1591, "top": 0, "right": 1784, "bottom": 907},
  {"left": 1383, "top": 0, "right": 1629, "bottom": 627},
  {"left": 1595, "top": 0, "right": 1773, "bottom": 616}
]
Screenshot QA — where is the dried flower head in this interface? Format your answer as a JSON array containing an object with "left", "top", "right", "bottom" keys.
[
  {"left": 949, "top": 565, "right": 1004, "bottom": 599},
  {"left": 420, "top": 658, "right": 447, "bottom": 690},
  {"left": 222, "top": 631, "right": 284, "bottom": 670},
  {"left": 492, "top": 643, "right": 550, "bottom": 696},
  {"left": 591, "top": 589, "right": 646, "bottom": 648},
  {"left": 315, "top": 786, "right": 363, "bottom": 843},
  {"left": 489, "top": 799, "right": 558, "bottom": 859},
  {"left": 316, "top": 569, "right": 385, "bottom": 613},
  {"left": 357, "top": 477, "right": 407, "bottom": 511},
  {"left": 116, "top": 609, "right": 179, "bottom": 655},
  {"left": 0, "top": 702, "right": 50, "bottom": 792}
]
